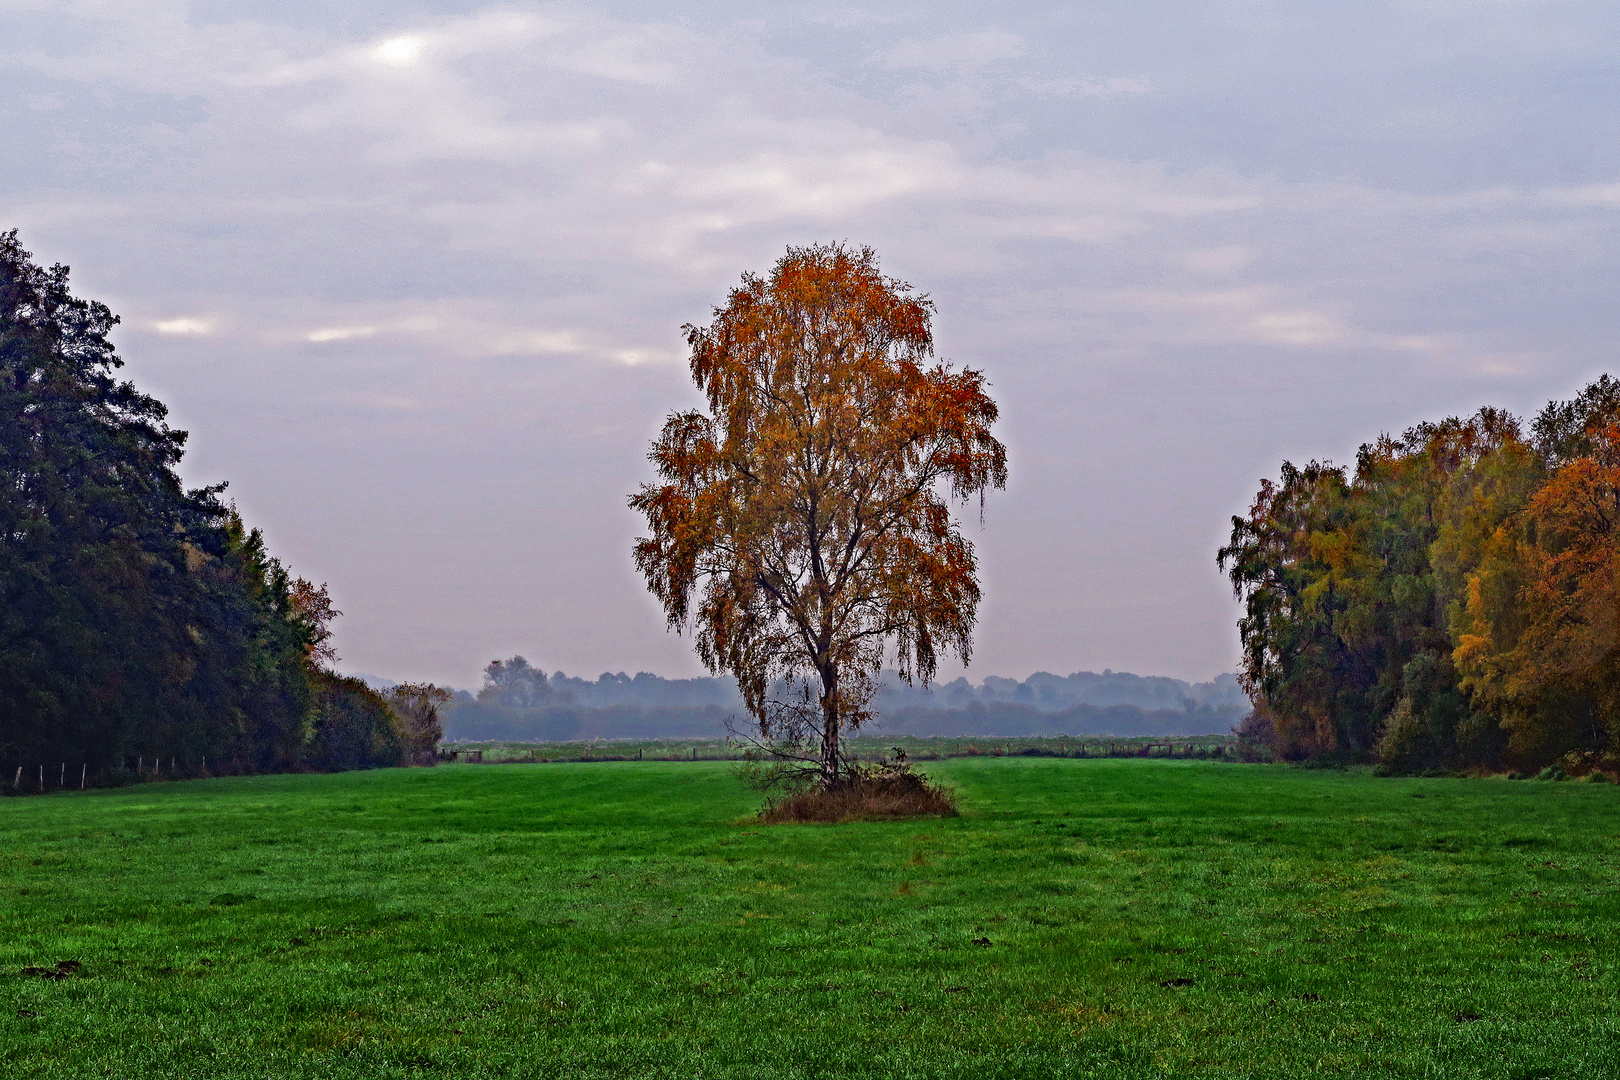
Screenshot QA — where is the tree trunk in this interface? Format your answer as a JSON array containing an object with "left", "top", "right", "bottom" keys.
[{"left": 820, "top": 665, "right": 840, "bottom": 790}]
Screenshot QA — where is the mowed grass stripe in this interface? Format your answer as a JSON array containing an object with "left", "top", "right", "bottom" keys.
[{"left": 2, "top": 759, "right": 1616, "bottom": 1078}]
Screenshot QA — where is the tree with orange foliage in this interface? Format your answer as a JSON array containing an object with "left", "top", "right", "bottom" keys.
[
  {"left": 288, "top": 578, "right": 341, "bottom": 667},
  {"left": 631, "top": 244, "right": 1006, "bottom": 790},
  {"left": 1453, "top": 420, "right": 1620, "bottom": 766}
]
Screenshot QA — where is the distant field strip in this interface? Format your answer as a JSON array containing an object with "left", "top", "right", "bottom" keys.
[
  {"left": 438, "top": 734, "right": 1240, "bottom": 765},
  {"left": 2, "top": 760, "right": 1617, "bottom": 1078}
]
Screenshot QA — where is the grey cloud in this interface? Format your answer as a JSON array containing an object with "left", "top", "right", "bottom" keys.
[
  {"left": 4, "top": 0, "right": 1618, "bottom": 686},
  {"left": 876, "top": 31, "right": 1026, "bottom": 73}
]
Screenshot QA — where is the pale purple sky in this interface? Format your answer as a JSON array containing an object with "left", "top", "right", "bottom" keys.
[{"left": 6, "top": 1, "right": 1619, "bottom": 686}]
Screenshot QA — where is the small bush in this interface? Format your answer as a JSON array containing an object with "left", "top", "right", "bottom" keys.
[
  {"left": 1534, "top": 765, "right": 1568, "bottom": 782},
  {"left": 386, "top": 683, "right": 450, "bottom": 767},
  {"left": 306, "top": 672, "right": 406, "bottom": 771},
  {"left": 1585, "top": 771, "right": 1612, "bottom": 784},
  {"left": 759, "top": 763, "right": 958, "bottom": 824},
  {"left": 1234, "top": 709, "right": 1278, "bottom": 762}
]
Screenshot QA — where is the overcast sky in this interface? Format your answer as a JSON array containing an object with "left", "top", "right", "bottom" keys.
[{"left": 5, "top": 1, "right": 1619, "bottom": 688}]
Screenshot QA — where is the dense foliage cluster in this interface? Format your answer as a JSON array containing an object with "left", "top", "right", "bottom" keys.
[
  {"left": 0, "top": 232, "right": 413, "bottom": 779},
  {"left": 1221, "top": 378, "right": 1620, "bottom": 774}
]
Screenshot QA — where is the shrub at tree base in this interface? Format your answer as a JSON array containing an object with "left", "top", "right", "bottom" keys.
[{"left": 757, "top": 764, "right": 958, "bottom": 824}]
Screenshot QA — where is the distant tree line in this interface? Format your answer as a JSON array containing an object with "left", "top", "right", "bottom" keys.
[
  {"left": 874, "top": 669, "right": 1246, "bottom": 715},
  {"left": 0, "top": 231, "right": 441, "bottom": 786},
  {"left": 440, "top": 657, "right": 731, "bottom": 742},
  {"left": 1221, "top": 377, "right": 1620, "bottom": 775},
  {"left": 441, "top": 656, "right": 1243, "bottom": 742}
]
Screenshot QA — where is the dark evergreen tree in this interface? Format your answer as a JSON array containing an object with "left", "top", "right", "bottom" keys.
[
  {"left": 1, "top": 230, "right": 400, "bottom": 779},
  {"left": 1, "top": 229, "right": 220, "bottom": 767}
]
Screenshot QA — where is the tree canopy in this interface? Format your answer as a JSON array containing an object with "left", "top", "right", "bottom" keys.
[
  {"left": 631, "top": 243, "right": 1006, "bottom": 788},
  {"left": 0, "top": 230, "right": 407, "bottom": 782},
  {"left": 1221, "top": 380, "right": 1620, "bottom": 775}
]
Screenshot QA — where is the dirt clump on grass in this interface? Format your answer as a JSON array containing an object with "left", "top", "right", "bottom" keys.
[{"left": 758, "top": 766, "right": 958, "bottom": 824}]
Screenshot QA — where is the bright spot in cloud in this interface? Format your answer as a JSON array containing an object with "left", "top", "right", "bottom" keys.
[
  {"left": 1249, "top": 311, "right": 1342, "bottom": 346},
  {"left": 306, "top": 326, "right": 378, "bottom": 343},
  {"left": 372, "top": 36, "right": 427, "bottom": 67},
  {"left": 493, "top": 330, "right": 582, "bottom": 354},
  {"left": 153, "top": 317, "right": 212, "bottom": 335},
  {"left": 1543, "top": 183, "right": 1620, "bottom": 208},
  {"left": 614, "top": 348, "right": 675, "bottom": 365}
]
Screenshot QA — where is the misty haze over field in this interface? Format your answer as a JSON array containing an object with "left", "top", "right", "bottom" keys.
[{"left": 372, "top": 661, "right": 1251, "bottom": 742}]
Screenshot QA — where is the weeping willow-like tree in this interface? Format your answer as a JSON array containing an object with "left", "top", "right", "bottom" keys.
[{"left": 631, "top": 244, "right": 1006, "bottom": 790}]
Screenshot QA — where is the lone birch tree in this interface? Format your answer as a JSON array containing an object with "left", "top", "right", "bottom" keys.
[{"left": 630, "top": 244, "right": 1006, "bottom": 790}]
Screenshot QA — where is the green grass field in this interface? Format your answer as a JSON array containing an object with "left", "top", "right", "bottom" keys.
[{"left": 2, "top": 759, "right": 1616, "bottom": 1078}]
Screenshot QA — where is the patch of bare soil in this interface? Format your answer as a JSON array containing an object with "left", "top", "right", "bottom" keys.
[{"left": 20, "top": 960, "right": 81, "bottom": 981}]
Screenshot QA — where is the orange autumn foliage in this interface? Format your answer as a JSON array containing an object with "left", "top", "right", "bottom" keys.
[
  {"left": 1454, "top": 422, "right": 1620, "bottom": 764},
  {"left": 630, "top": 244, "right": 1006, "bottom": 789}
]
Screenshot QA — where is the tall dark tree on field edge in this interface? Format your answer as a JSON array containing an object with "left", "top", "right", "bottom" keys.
[
  {"left": 631, "top": 243, "right": 1006, "bottom": 790},
  {"left": 0, "top": 230, "right": 403, "bottom": 779}
]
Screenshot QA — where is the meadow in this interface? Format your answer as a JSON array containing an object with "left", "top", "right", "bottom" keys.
[{"left": 2, "top": 759, "right": 1616, "bottom": 1078}]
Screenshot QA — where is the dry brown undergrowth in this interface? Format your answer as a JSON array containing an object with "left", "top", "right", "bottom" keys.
[{"left": 757, "top": 768, "right": 959, "bottom": 824}]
